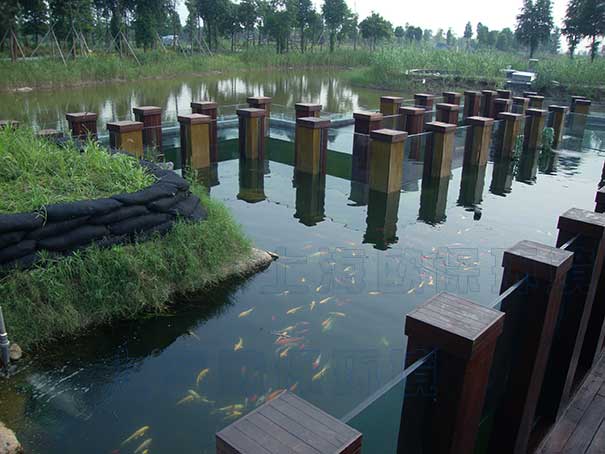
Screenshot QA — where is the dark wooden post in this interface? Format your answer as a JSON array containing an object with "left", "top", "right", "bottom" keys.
[
  {"left": 424, "top": 122, "right": 457, "bottom": 180},
  {"left": 548, "top": 105, "right": 569, "bottom": 149},
  {"left": 512, "top": 97, "right": 530, "bottom": 115},
  {"left": 419, "top": 175, "right": 450, "bottom": 225},
  {"left": 107, "top": 121, "right": 144, "bottom": 157},
  {"left": 523, "top": 91, "right": 538, "bottom": 98},
  {"left": 293, "top": 171, "right": 326, "bottom": 226},
  {"left": 493, "top": 98, "right": 512, "bottom": 117},
  {"left": 399, "top": 107, "right": 425, "bottom": 134},
  {"left": 481, "top": 90, "right": 497, "bottom": 118},
  {"left": 443, "top": 91, "right": 462, "bottom": 105},
  {"left": 353, "top": 111, "right": 383, "bottom": 134},
  {"left": 464, "top": 117, "right": 493, "bottom": 167},
  {"left": 380, "top": 96, "right": 404, "bottom": 116},
  {"left": 497, "top": 112, "right": 523, "bottom": 159},
  {"left": 133, "top": 106, "right": 162, "bottom": 154},
  {"left": 66, "top": 112, "right": 97, "bottom": 140},
  {"left": 237, "top": 108, "right": 266, "bottom": 160},
  {"left": 488, "top": 241, "right": 574, "bottom": 454},
  {"left": 497, "top": 89, "right": 512, "bottom": 100},
  {"left": 570, "top": 98, "right": 591, "bottom": 137},
  {"left": 178, "top": 114, "right": 211, "bottom": 169},
  {"left": 571, "top": 95, "right": 588, "bottom": 111},
  {"left": 596, "top": 187, "right": 605, "bottom": 213},
  {"left": 191, "top": 101, "right": 218, "bottom": 162},
  {"left": 539, "top": 208, "right": 605, "bottom": 422},
  {"left": 295, "top": 117, "right": 331, "bottom": 175},
  {"left": 398, "top": 292, "right": 504, "bottom": 454},
  {"left": 368, "top": 129, "right": 407, "bottom": 193},
  {"left": 464, "top": 91, "right": 482, "bottom": 122},
  {"left": 295, "top": 102, "right": 321, "bottom": 119},
  {"left": 247, "top": 96, "right": 271, "bottom": 137},
  {"left": 528, "top": 95, "right": 545, "bottom": 109},
  {"left": 352, "top": 112, "right": 382, "bottom": 185},
  {"left": 435, "top": 103, "right": 460, "bottom": 125},
  {"left": 523, "top": 108, "right": 548, "bottom": 152},
  {"left": 414, "top": 93, "right": 435, "bottom": 124}
]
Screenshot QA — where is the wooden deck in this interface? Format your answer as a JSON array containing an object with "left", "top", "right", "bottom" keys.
[{"left": 537, "top": 352, "right": 605, "bottom": 453}]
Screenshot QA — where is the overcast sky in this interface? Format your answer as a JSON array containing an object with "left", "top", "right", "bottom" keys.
[{"left": 178, "top": 0, "right": 569, "bottom": 35}]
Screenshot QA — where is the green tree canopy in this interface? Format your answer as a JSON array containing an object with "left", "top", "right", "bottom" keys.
[
  {"left": 359, "top": 11, "right": 391, "bottom": 50},
  {"left": 515, "top": 0, "right": 554, "bottom": 58}
]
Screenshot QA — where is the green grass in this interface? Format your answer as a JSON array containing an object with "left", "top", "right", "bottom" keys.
[
  {"left": 0, "top": 181, "right": 251, "bottom": 349},
  {"left": 0, "top": 128, "right": 154, "bottom": 214}
]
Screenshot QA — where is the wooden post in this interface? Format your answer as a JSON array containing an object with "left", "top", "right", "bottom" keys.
[
  {"left": 463, "top": 91, "right": 482, "bottom": 122},
  {"left": 247, "top": 96, "right": 271, "bottom": 137},
  {"left": 399, "top": 107, "right": 425, "bottom": 134},
  {"left": 571, "top": 95, "right": 588, "bottom": 111},
  {"left": 398, "top": 292, "right": 504, "bottom": 454},
  {"left": 458, "top": 164, "right": 487, "bottom": 208},
  {"left": 493, "top": 98, "right": 512, "bottom": 117},
  {"left": 66, "top": 112, "right": 97, "bottom": 139},
  {"left": 596, "top": 187, "right": 605, "bottom": 213},
  {"left": 548, "top": 105, "right": 569, "bottom": 149},
  {"left": 352, "top": 112, "right": 382, "bottom": 185},
  {"left": 435, "top": 103, "right": 460, "bottom": 125},
  {"left": 497, "top": 89, "right": 512, "bottom": 100},
  {"left": 419, "top": 175, "right": 450, "bottom": 225},
  {"left": 294, "top": 171, "right": 326, "bottom": 226},
  {"left": 237, "top": 108, "right": 266, "bottom": 160},
  {"left": 570, "top": 98, "right": 591, "bottom": 137},
  {"left": 528, "top": 95, "right": 545, "bottom": 109},
  {"left": 191, "top": 101, "right": 218, "bottom": 162},
  {"left": 464, "top": 117, "right": 493, "bottom": 167},
  {"left": 512, "top": 97, "right": 530, "bottom": 115},
  {"left": 488, "top": 241, "right": 574, "bottom": 454},
  {"left": 415, "top": 93, "right": 435, "bottom": 124},
  {"left": 490, "top": 155, "right": 514, "bottom": 196},
  {"left": 364, "top": 189, "right": 401, "bottom": 250},
  {"left": 481, "top": 90, "right": 497, "bottom": 118},
  {"left": 295, "top": 117, "right": 331, "bottom": 175},
  {"left": 523, "top": 108, "right": 548, "bottom": 152},
  {"left": 353, "top": 111, "right": 383, "bottom": 134},
  {"left": 107, "top": 120, "right": 144, "bottom": 157},
  {"left": 523, "top": 91, "right": 538, "bottom": 98},
  {"left": 539, "top": 208, "right": 605, "bottom": 422},
  {"left": 178, "top": 114, "right": 211, "bottom": 169},
  {"left": 443, "top": 91, "right": 462, "bottom": 105},
  {"left": 133, "top": 106, "right": 162, "bottom": 154},
  {"left": 380, "top": 96, "right": 404, "bottom": 116},
  {"left": 368, "top": 129, "right": 407, "bottom": 193},
  {"left": 295, "top": 102, "right": 321, "bottom": 119},
  {"left": 424, "top": 122, "right": 457, "bottom": 180},
  {"left": 497, "top": 112, "right": 523, "bottom": 159}
]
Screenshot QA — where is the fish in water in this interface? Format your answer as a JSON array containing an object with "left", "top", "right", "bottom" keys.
[
  {"left": 216, "top": 404, "right": 245, "bottom": 413},
  {"left": 121, "top": 426, "right": 150, "bottom": 446},
  {"left": 187, "top": 330, "right": 200, "bottom": 340},
  {"left": 319, "top": 296, "right": 333, "bottom": 305},
  {"left": 312, "top": 354, "right": 322, "bottom": 369},
  {"left": 275, "top": 336, "right": 304, "bottom": 346},
  {"left": 176, "top": 395, "right": 195, "bottom": 406},
  {"left": 309, "top": 300, "right": 316, "bottom": 311},
  {"left": 289, "top": 382, "right": 298, "bottom": 392},
  {"left": 267, "top": 389, "right": 285, "bottom": 401},
  {"left": 316, "top": 285, "right": 323, "bottom": 292},
  {"left": 238, "top": 308, "right": 254, "bottom": 318},
  {"left": 279, "top": 347, "right": 291, "bottom": 358},
  {"left": 223, "top": 411, "right": 243, "bottom": 421},
  {"left": 312, "top": 364, "right": 330, "bottom": 381},
  {"left": 134, "top": 439, "right": 152, "bottom": 454},
  {"left": 196, "top": 368, "right": 209, "bottom": 387},
  {"left": 321, "top": 317, "right": 333, "bottom": 332},
  {"left": 188, "top": 389, "right": 201, "bottom": 399},
  {"left": 286, "top": 306, "right": 303, "bottom": 315},
  {"left": 329, "top": 312, "right": 346, "bottom": 318},
  {"left": 368, "top": 291, "right": 382, "bottom": 296},
  {"left": 234, "top": 338, "right": 244, "bottom": 351},
  {"left": 380, "top": 337, "right": 390, "bottom": 348}
]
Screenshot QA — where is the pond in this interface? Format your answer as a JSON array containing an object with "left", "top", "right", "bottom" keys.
[{"left": 1, "top": 71, "right": 604, "bottom": 454}]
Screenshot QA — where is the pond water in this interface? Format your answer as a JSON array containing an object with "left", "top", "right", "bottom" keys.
[{"left": 1, "top": 71, "right": 605, "bottom": 454}]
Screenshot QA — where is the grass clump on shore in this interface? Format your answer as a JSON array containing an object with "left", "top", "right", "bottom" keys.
[
  {"left": 0, "top": 181, "right": 251, "bottom": 349},
  {"left": 0, "top": 128, "right": 154, "bottom": 214}
]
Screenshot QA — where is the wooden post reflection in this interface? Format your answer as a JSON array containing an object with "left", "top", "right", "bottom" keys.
[
  {"left": 496, "top": 113, "right": 523, "bottom": 159},
  {"left": 490, "top": 157, "right": 514, "bottom": 196},
  {"left": 364, "top": 190, "right": 401, "bottom": 250},
  {"left": 419, "top": 175, "right": 450, "bottom": 225},
  {"left": 293, "top": 170, "right": 326, "bottom": 226},
  {"left": 237, "top": 159, "right": 266, "bottom": 203}
]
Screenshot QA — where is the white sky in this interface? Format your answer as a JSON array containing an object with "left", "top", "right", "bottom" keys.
[{"left": 178, "top": 0, "right": 569, "bottom": 35}]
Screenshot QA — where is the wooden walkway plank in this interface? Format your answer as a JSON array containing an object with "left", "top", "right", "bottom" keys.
[{"left": 562, "top": 395, "right": 605, "bottom": 453}]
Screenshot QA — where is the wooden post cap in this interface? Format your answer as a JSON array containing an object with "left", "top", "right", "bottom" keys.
[
  {"left": 466, "top": 116, "right": 494, "bottom": 126},
  {"left": 399, "top": 106, "right": 425, "bottom": 116},
  {"left": 295, "top": 102, "right": 322, "bottom": 112},
  {"left": 247, "top": 96, "right": 272, "bottom": 105},
  {"left": 526, "top": 108, "right": 548, "bottom": 117},
  {"left": 494, "top": 98, "right": 512, "bottom": 105},
  {"left": 482, "top": 90, "right": 497, "bottom": 95},
  {"left": 436, "top": 103, "right": 460, "bottom": 112},
  {"left": 503, "top": 240, "right": 574, "bottom": 282},
  {"left": 558, "top": 208, "right": 605, "bottom": 240},
  {"left": 380, "top": 96, "right": 404, "bottom": 104},
  {"left": 106, "top": 120, "right": 143, "bottom": 132},
  {"left": 132, "top": 106, "right": 161, "bottom": 116},
  {"left": 414, "top": 93, "right": 435, "bottom": 104},
  {"left": 498, "top": 112, "right": 523, "bottom": 121},
  {"left": 464, "top": 90, "right": 481, "bottom": 96},
  {"left": 405, "top": 292, "right": 504, "bottom": 359},
  {"left": 66, "top": 112, "right": 97, "bottom": 122},
  {"left": 216, "top": 390, "right": 362, "bottom": 453},
  {"left": 236, "top": 108, "right": 266, "bottom": 118},
  {"left": 549, "top": 105, "right": 569, "bottom": 113},
  {"left": 513, "top": 96, "right": 529, "bottom": 103},
  {"left": 574, "top": 99, "right": 592, "bottom": 106},
  {"left": 528, "top": 95, "right": 545, "bottom": 102},
  {"left": 524, "top": 91, "right": 538, "bottom": 97},
  {"left": 191, "top": 101, "right": 218, "bottom": 110},
  {"left": 497, "top": 89, "right": 512, "bottom": 99},
  {"left": 177, "top": 114, "right": 212, "bottom": 125},
  {"left": 426, "top": 121, "right": 457, "bottom": 133},
  {"left": 443, "top": 91, "right": 462, "bottom": 97},
  {"left": 370, "top": 128, "right": 408, "bottom": 143},
  {"left": 353, "top": 111, "right": 384, "bottom": 121},
  {"left": 296, "top": 117, "right": 331, "bottom": 129}
]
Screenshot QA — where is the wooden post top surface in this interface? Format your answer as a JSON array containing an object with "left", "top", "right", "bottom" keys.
[
  {"left": 503, "top": 240, "right": 574, "bottom": 282},
  {"left": 549, "top": 105, "right": 569, "bottom": 113},
  {"left": 295, "top": 102, "right": 322, "bottom": 111},
  {"left": 523, "top": 91, "right": 538, "bottom": 97},
  {"left": 498, "top": 112, "right": 523, "bottom": 121},
  {"left": 106, "top": 120, "right": 144, "bottom": 132},
  {"left": 528, "top": 95, "right": 545, "bottom": 101},
  {"left": 370, "top": 128, "right": 408, "bottom": 143},
  {"left": 526, "top": 108, "right": 548, "bottom": 117},
  {"left": 405, "top": 292, "right": 504, "bottom": 359},
  {"left": 558, "top": 207, "right": 605, "bottom": 239},
  {"left": 494, "top": 98, "right": 512, "bottom": 105},
  {"left": 399, "top": 106, "right": 425, "bottom": 115},
  {"left": 66, "top": 112, "right": 97, "bottom": 121},
  {"left": 296, "top": 117, "right": 331, "bottom": 129},
  {"left": 191, "top": 101, "right": 218, "bottom": 110},
  {"left": 426, "top": 121, "right": 457, "bottom": 134},
  {"left": 466, "top": 116, "right": 494, "bottom": 126},
  {"left": 574, "top": 98, "right": 592, "bottom": 106},
  {"left": 380, "top": 96, "right": 404, "bottom": 103},
  {"left": 353, "top": 111, "right": 383, "bottom": 121},
  {"left": 414, "top": 93, "right": 434, "bottom": 99},
  {"left": 464, "top": 90, "right": 482, "bottom": 96},
  {"left": 216, "top": 390, "right": 362, "bottom": 454},
  {"left": 132, "top": 106, "right": 161, "bottom": 116},
  {"left": 481, "top": 89, "right": 498, "bottom": 95},
  {"left": 247, "top": 96, "right": 272, "bottom": 105},
  {"left": 513, "top": 96, "right": 530, "bottom": 103},
  {"left": 497, "top": 89, "right": 512, "bottom": 98},
  {"left": 178, "top": 113, "right": 212, "bottom": 125},
  {"left": 237, "top": 108, "right": 267, "bottom": 118},
  {"left": 436, "top": 103, "right": 460, "bottom": 111},
  {"left": 443, "top": 91, "right": 462, "bottom": 97}
]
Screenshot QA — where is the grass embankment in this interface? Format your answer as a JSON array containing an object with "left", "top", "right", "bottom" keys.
[{"left": 0, "top": 130, "right": 251, "bottom": 349}]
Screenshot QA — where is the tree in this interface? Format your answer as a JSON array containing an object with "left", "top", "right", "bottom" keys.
[
  {"left": 0, "top": 0, "right": 21, "bottom": 61},
  {"left": 359, "top": 11, "right": 391, "bottom": 50},
  {"left": 238, "top": 0, "right": 257, "bottom": 48},
  {"left": 294, "top": 0, "right": 313, "bottom": 52},
  {"left": 496, "top": 27, "right": 514, "bottom": 51},
  {"left": 577, "top": 0, "right": 605, "bottom": 61},
  {"left": 515, "top": 0, "right": 554, "bottom": 58},
  {"left": 48, "top": 0, "right": 94, "bottom": 57},
  {"left": 562, "top": 0, "right": 582, "bottom": 58},
  {"left": 322, "top": 0, "right": 347, "bottom": 52},
  {"left": 463, "top": 21, "right": 473, "bottom": 39},
  {"left": 19, "top": 0, "right": 48, "bottom": 45},
  {"left": 394, "top": 25, "right": 404, "bottom": 43},
  {"left": 446, "top": 28, "right": 454, "bottom": 46},
  {"left": 340, "top": 11, "right": 358, "bottom": 49},
  {"left": 476, "top": 22, "right": 489, "bottom": 47}
]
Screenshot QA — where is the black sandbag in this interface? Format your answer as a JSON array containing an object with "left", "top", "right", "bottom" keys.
[
  {"left": 0, "top": 231, "right": 26, "bottom": 249},
  {"left": 45, "top": 198, "right": 122, "bottom": 222},
  {"left": 109, "top": 213, "right": 172, "bottom": 236},
  {"left": 189, "top": 204, "right": 208, "bottom": 222},
  {"left": 171, "top": 195, "right": 200, "bottom": 218},
  {"left": 91, "top": 205, "right": 149, "bottom": 225},
  {"left": 147, "top": 191, "right": 188, "bottom": 213},
  {"left": 112, "top": 184, "right": 177, "bottom": 206},
  {"left": 0, "top": 212, "right": 44, "bottom": 234},
  {"left": 155, "top": 171, "right": 190, "bottom": 191},
  {"left": 0, "top": 240, "right": 37, "bottom": 263},
  {"left": 92, "top": 234, "right": 128, "bottom": 249},
  {"left": 26, "top": 216, "right": 90, "bottom": 240},
  {"left": 11, "top": 252, "right": 39, "bottom": 270},
  {"left": 135, "top": 220, "right": 174, "bottom": 242},
  {"left": 38, "top": 225, "right": 109, "bottom": 251}
]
